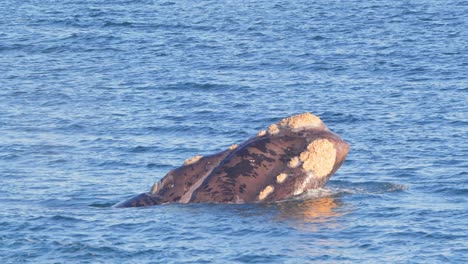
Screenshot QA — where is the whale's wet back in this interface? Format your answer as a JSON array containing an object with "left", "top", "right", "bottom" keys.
[{"left": 115, "top": 113, "right": 349, "bottom": 207}]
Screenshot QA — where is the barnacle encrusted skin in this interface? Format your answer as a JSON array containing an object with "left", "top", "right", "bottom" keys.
[
  {"left": 299, "top": 139, "right": 336, "bottom": 178},
  {"left": 278, "top": 112, "right": 324, "bottom": 130},
  {"left": 267, "top": 124, "right": 280, "bottom": 135},
  {"left": 266, "top": 112, "right": 326, "bottom": 136}
]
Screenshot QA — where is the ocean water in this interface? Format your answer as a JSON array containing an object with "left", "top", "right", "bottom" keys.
[{"left": 1, "top": 0, "right": 467, "bottom": 263}]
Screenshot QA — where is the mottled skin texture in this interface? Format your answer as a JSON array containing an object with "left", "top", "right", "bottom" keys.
[{"left": 114, "top": 113, "right": 349, "bottom": 208}]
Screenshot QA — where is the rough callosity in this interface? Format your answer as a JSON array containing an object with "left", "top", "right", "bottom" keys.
[
  {"left": 299, "top": 139, "right": 336, "bottom": 178},
  {"left": 229, "top": 144, "right": 238, "bottom": 150},
  {"left": 276, "top": 173, "right": 288, "bottom": 183},
  {"left": 257, "top": 130, "right": 267, "bottom": 137},
  {"left": 278, "top": 112, "right": 325, "bottom": 131},
  {"left": 267, "top": 123, "right": 280, "bottom": 135},
  {"left": 262, "top": 112, "right": 327, "bottom": 136},
  {"left": 288, "top": 156, "right": 301, "bottom": 168},
  {"left": 258, "top": 185, "right": 274, "bottom": 200},
  {"left": 184, "top": 155, "right": 203, "bottom": 166}
]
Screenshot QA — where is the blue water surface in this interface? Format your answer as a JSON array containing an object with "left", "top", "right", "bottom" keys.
[{"left": 1, "top": 0, "right": 467, "bottom": 263}]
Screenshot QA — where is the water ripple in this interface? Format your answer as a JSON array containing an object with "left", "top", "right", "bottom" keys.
[{"left": 1, "top": 0, "right": 467, "bottom": 263}]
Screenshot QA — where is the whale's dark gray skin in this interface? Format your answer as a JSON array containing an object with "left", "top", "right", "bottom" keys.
[{"left": 114, "top": 113, "right": 349, "bottom": 207}]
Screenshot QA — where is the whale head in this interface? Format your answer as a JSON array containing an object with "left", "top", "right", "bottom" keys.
[{"left": 114, "top": 113, "right": 349, "bottom": 207}]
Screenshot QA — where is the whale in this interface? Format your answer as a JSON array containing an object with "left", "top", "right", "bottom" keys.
[{"left": 114, "top": 113, "right": 349, "bottom": 207}]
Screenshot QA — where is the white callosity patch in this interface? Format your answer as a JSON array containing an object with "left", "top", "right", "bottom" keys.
[
  {"left": 229, "top": 144, "right": 238, "bottom": 150},
  {"left": 257, "top": 130, "right": 266, "bottom": 137},
  {"left": 184, "top": 155, "right": 203, "bottom": 166},
  {"left": 258, "top": 185, "right": 274, "bottom": 200},
  {"left": 280, "top": 112, "right": 323, "bottom": 128},
  {"left": 300, "top": 139, "right": 336, "bottom": 178},
  {"left": 267, "top": 124, "right": 280, "bottom": 135},
  {"left": 288, "top": 156, "right": 301, "bottom": 168},
  {"left": 294, "top": 139, "right": 337, "bottom": 195},
  {"left": 276, "top": 173, "right": 288, "bottom": 183},
  {"left": 267, "top": 112, "right": 326, "bottom": 135},
  {"left": 265, "top": 112, "right": 319, "bottom": 136}
]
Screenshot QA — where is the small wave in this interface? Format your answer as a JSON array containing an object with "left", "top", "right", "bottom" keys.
[
  {"left": 88, "top": 202, "right": 115, "bottom": 208},
  {"left": 279, "top": 186, "right": 367, "bottom": 203},
  {"left": 129, "top": 146, "right": 157, "bottom": 153},
  {"left": 161, "top": 82, "right": 245, "bottom": 92},
  {"left": 97, "top": 160, "right": 137, "bottom": 168},
  {"left": 311, "top": 35, "right": 326, "bottom": 41},
  {"left": 434, "top": 187, "right": 468, "bottom": 196},
  {"left": 103, "top": 21, "right": 133, "bottom": 28},
  {"left": 232, "top": 253, "right": 283, "bottom": 263},
  {"left": 275, "top": 181, "right": 407, "bottom": 204},
  {"left": 146, "top": 163, "right": 173, "bottom": 170},
  {"left": 160, "top": 1, "right": 176, "bottom": 6},
  {"left": 50, "top": 215, "right": 82, "bottom": 222},
  {"left": 321, "top": 111, "right": 376, "bottom": 124},
  {"left": 291, "top": 188, "right": 338, "bottom": 201},
  {"left": 328, "top": 180, "right": 407, "bottom": 195},
  {"left": 0, "top": 43, "right": 30, "bottom": 52}
]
